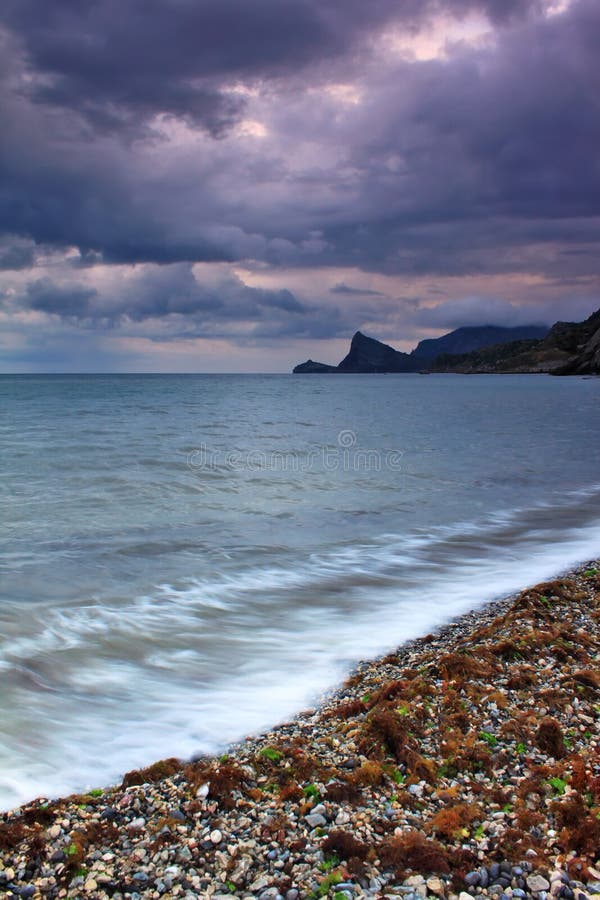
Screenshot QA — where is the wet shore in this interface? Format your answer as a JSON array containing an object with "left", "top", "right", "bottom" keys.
[{"left": 1, "top": 560, "right": 599, "bottom": 900}]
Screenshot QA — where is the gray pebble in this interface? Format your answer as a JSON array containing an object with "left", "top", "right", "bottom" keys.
[
  {"left": 528, "top": 876, "right": 551, "bottom": 893},
  {"left": 466, "top": 873, "right": 481, "bottom": 888},
  {"left": 305, "top": 813, "right": 327, "bottom": 829},
  {"left": 285, "top": 891, "right": 299, "bottom": 900}
]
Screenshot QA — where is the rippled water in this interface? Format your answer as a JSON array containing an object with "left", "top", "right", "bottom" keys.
[{"left": 1, "top": 373, "right": 600, "bottom": 809}]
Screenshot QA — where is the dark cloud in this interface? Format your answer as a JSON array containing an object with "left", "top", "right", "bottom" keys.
[
  {"left": 1, "top": 0, "right": 598, "bottom": 275},
  {"left": 330, "top": 283, "right": 385, "bottom": 296},
  {"left": 11, "top": 265, "right": 352, "bottom": 340},
  {"left": 26, "top": 279, "right": 98, "bottom": 316},
  {"left": 0, "top": 0, "right": 547, "bottom": 147},
  {"left": 0, "top": 236, "right": 35, "bottom": 270}
]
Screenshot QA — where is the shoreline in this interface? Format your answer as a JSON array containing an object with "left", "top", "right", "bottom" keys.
[{"left": 1, "top": 560, "right": 599, "bottom": 899}]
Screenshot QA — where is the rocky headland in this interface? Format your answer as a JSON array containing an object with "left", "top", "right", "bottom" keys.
[
  {"left": 292, "top": 311, "right": 600, "bottom": 375},
  {"left": 433, "top": 310, "right": 600, "bottom": 375},
  {"left": 2, "top": 562, "right": 600, "bottom": 900}
]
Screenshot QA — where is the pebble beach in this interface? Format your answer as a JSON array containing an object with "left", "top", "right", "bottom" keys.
[{"left": 1, "top": 561, "right": 599, "bottom": 900}]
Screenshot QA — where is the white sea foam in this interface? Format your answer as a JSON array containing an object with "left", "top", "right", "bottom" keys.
[{"left": 1, "top": 486, "right": 600, "bottom": 810}]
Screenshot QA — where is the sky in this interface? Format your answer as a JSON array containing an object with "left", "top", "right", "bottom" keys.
[{"left": 1, "top": 0, "right": 599, "bottom": 372}]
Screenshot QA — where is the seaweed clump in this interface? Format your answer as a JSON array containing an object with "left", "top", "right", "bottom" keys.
[
  {"left": 379, "top": 830, "right": 450, "bottom": 876},
  {"left": 428, "top": 803, "right": 482, "bottom": 840},
  {"left": 121, "top": 757, "right": 182, "bottom": 788},
  {"left": 321, "top": 830, "right": 370, "bottom": 875},
  {"left": 535, "top": 718, "right": 567, "bottom": 759}
]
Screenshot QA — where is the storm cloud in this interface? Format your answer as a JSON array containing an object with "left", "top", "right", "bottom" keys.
[{"left": 1, "top": 0, "right": 599, "bottom": 369}]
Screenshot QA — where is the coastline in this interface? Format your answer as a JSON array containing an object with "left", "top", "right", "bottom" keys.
[{"left": 1, "top": 561, "right": 599, "bottom": 900}]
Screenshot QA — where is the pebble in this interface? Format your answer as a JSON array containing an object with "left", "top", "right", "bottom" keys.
[
  {"left": 304, "top": 813, "right": 326, "bottom": 828},
  {"left": 210, "top": 828, "right": 223, "bottom": 844},
  {"left": 528, "top": 876, "right": 551, "bottom": 893}
]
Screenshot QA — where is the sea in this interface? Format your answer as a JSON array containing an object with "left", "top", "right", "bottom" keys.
[{"left": 1, "top": 372, "right": 600, "bottom": 810}]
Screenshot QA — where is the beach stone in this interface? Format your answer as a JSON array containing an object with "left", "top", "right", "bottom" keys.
[
  {"left": 408, "top": 783, "right": 424, "bottom": 797},
  {"left": 84, "top": 879, "right": 98, "bottom": 892},
  {"left": 210, "top": 829, "right": 223, "bottom": 844},
  {"left": 305, "top": 813, "right": 327, "bottom": 829},
  {"left": 586, "top": 886, "right": 600, "bottom": 895},
  {"left": 427, "top": 876, "right": 445, "bottom": 895},
  {"left": 196, "top": 783, "right": 210, "bottom": 799},
  {"left": 465, "top": 873, "right": 481, "bottom": 888},
  {"left": 460, "top": 893, "right": 476, "bottom": 900},
  {"left": 48, "top": 824, "right": 61, "bottom": 839},
  {"left": 285, "top": 891, "right": 299, "bottom": 900},
  {"left": 528, "top": 876, "right": 551, "bottom": 893}
]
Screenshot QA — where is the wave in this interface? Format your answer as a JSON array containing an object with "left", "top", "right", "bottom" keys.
[{"left": 1, "top": 483, "right": 600, "bottom": 810}]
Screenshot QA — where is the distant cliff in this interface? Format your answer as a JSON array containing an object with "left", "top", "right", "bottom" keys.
[
  {"left": 433, "top": 309, "right": 600, "bottom": 374},
  {"left": 292, "top": 359, "right": 338, "bottom": 373},
  {"left": 337, "top": 331, "right": 415, "bottom": 373},
  {"left": 292, "top": 324, "right": 551, "bottom": 374},
  {"left": 411, "top": 325, "right": 548, "bottom": 361}
]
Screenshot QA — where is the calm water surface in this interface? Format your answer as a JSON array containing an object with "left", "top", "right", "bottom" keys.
[{"left": 1, "top": 373, "right": 600, "bottom": 808}]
